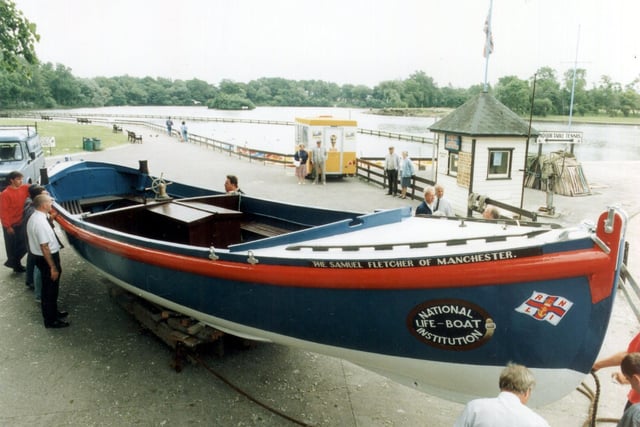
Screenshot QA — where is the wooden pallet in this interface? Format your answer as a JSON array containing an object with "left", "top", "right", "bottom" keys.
[{"left": 109, "top": 286, "right": 228, "bottom": 371}]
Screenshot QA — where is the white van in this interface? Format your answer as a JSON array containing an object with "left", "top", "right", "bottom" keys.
[{"left": 0, "top": 124, "right": 46, "bottom": 191}]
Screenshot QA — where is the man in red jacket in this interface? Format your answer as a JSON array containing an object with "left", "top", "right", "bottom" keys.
[{"left": 0, "top": 171, "right": 30, "bottom": 272}]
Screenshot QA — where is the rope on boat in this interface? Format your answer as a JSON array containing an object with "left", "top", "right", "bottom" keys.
[
  {"left": 192, "top": 353, "right": 313, "bottom": 427},
  {"left": 577, "top": 370, "right": 620, "bottom": 426}
]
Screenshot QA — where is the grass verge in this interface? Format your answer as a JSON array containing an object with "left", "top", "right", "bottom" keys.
[{"left": 0, "top": 118, "right": 129, "bottom": 157}]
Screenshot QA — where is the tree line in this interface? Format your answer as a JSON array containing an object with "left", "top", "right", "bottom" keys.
[
  {"left": 0, "top": 61, "right": 638, "bottom": 118},
  {"left": 1, "top": 0, "right": 638, "bottom": 117}
]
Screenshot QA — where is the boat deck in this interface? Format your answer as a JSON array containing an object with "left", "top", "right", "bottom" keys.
[{"left": 63, "top": 193, "right": 576, "bottom": 260}]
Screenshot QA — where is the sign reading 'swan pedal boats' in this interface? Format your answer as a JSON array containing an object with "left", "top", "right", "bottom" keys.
[{"left": 407, "top": 299, "right": 496, "bottom": 351}]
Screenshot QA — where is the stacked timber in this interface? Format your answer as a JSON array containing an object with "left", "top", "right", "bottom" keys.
[{"left": 525, "top": 151, "right": 591, "bottom": 196}]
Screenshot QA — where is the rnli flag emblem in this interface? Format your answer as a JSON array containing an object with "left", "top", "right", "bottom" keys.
[{"left": 515, "top": 291, "right": 574, "bottom": 326}]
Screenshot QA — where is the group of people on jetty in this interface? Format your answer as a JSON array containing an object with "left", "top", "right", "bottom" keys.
[
  {"left": 165, "top": 117, "right": 189, "bottom": 142},
  {"left": 292, "top": 143, "right": 500, "bottom": 219}
]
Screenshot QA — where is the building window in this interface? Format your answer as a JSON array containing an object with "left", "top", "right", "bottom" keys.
[
  {"left": 487, "top": 148, "right": 512, "bottom": 179},
  {"left": 448, "top": 152, "right": 459, "bottom": 176}
]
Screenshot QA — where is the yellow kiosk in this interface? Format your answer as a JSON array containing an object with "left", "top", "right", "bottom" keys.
[{"left": 294, "top": 116, "right": 357, "bottom": 178}]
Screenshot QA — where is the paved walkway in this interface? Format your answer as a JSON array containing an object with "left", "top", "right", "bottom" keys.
[{"left": 0, "top": 126, "right": 637, "bottom": 426}]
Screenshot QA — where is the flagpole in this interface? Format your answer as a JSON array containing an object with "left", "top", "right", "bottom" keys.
[{"left": 483, "top": 0, "right": 494, "bottom": 92}]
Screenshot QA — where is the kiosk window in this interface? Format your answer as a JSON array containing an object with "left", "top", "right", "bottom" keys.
[
  {"left": 487, "top": 149, "right": 512, "bottom": 179},
  {"left": 448, "top": 152, "right": 458, "bottom": 176}
]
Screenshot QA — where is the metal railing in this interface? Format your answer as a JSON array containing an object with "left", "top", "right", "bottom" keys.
[
  {"left": 5, "top": 111, "right": 436, "bottom": 146},
  {"left": 467, "top": 193, "right": 539, "bottom": 221},
  {"left": 356, "top": 158, "right": 435, "bottom": 200}
]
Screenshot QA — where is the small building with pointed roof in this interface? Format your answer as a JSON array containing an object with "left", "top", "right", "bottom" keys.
[{"left": 428, "top": 92, "right": 539, "bottom": 216}]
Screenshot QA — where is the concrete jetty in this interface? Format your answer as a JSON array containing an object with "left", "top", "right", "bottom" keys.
[{"left": 0, "top": 127, "right": 637, "bottom": 426}]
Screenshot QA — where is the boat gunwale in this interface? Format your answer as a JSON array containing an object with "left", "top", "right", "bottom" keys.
[{"left": 54, "top": 207, "right": 614, "bottom": 294}]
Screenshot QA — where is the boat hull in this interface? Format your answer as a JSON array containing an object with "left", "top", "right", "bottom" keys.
[{"left": 45, "top": 161, "right": 627, "bottom": 406}]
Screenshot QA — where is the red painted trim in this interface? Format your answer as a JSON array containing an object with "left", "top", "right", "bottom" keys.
[{"left": 56, "top": 214, "right": 619, "bottom": 300}]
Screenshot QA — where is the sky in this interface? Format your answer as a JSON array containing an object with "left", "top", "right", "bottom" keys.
[{"left": 11, "top": 0, "right": 640, "bottom": 89}]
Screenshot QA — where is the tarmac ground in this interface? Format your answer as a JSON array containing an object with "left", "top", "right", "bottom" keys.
[{"left": 0, "top": 126, "right": 638, "bottom": 426}]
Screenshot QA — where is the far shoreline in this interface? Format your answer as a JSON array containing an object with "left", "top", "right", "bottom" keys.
[{"left": 367, "top": 107, "right": 640, "bottom": 126}]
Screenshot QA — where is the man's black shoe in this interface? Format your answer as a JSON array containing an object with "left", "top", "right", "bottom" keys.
[
  {"left": 45, "top": 320, "right": 70, "bottom": 329},
  {"left": 57, "top": 311, "right": 69, "bottom": 318},
  {"left": 13, "top": 265, "right": 26, "bottom": 273}
]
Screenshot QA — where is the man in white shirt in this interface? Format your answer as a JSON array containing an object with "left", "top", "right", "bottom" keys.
[
  {"left": 311, "top": 140, "right": 327, "bottom": 185},
  {"left": 27, "top": 194, "right": 68, "bottom": 328},
  {"left": 434, "top": 184, "right": 454, "bottom": 216},
  {"left": 384, "top": 146, "right": 401, "bottom": 196},
  {"left": 454, "top": 363, "right": 550, "bottom": 427}
]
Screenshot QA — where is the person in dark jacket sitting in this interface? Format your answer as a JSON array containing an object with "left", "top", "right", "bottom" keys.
[{"left": 415, "top": 186, "right": 435, "bottom": 216}]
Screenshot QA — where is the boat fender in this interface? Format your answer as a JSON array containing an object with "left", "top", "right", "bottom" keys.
[{"left": 209, "top": 246, "right": 219, "bottom": 260}]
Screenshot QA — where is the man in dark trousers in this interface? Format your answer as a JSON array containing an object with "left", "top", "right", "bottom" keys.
[
  {"left": 384, "top": 146, "right": 400, "bottom": 196},
  {"left": 0, "top": 171, "right": 30, "bottom": 272},
  {"left": 26, "top": 194, "right": 69, "bottom": 328}
]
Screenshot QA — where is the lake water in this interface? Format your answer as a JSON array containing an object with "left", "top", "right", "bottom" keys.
[{"left": 47, "top": 106, "right": 640, "bottom": 161}]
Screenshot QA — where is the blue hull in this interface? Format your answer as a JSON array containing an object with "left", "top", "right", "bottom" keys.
[{"left": 45, "top": 160, "right": 627, "bottom": 406}]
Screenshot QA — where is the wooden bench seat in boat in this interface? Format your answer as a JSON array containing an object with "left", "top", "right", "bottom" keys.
[
  {"left": 146, "top": 202, "right": 242, "bottom": 248},
  {"left": 239, "top": 221, "right": 291, "bottom": 238},
  {"left": 84, "top": 197, "right": 243, "bottom": 248}
]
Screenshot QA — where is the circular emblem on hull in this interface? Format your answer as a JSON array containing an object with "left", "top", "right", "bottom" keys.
[{"left": 407, "top": 299, "right": 495, "bottom": 351}]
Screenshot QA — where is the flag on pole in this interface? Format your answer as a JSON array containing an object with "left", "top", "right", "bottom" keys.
[{"left": 483, "top": 13, "right": 494, "bottom": 57}]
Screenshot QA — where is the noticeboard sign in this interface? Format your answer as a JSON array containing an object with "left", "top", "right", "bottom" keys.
[
  {"left": 445, "top": 134, "right": 461, "bottom": 152},
  {"left": 536, "top": 131, "right": 583, "bottom": 144}
]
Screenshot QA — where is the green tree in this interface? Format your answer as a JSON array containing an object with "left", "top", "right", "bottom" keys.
[
  {"left": 372, "top": 80, "right": 406, "bottom": 108},
  {"left": 532, "top": 67, "right": 562, "bottom": 115},
  {"left": 561, "top": 68, "right": 592, "bottom": 115},
  {"left": 48, "top": 63, "right": 82, "bottom": 106},
  {"left": 494, "top": 76, "right": 530, "bottom": 114},
  {"left": 439, "top": 85, "right": 470, "bottom": 108},
  {"left": 0, "top": 0, "right": 39, "bottom": 72},
  {"left": 402, "top": 71, "right": 438, "bottom": 108},
  {"left": 208, "top": 93, "right": 255, "bottom": 110},
  {"left": 592, "top": 75, "right": 622, "bottom": 116},
  {"left": 186, "top": 78, "right": 217, "bottom": 104},
  {"left": 619, "top": 88, "right": 640, "bottom": 117}
]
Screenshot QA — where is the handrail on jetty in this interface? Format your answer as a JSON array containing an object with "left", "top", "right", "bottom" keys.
[{"left": 8, "top": 111, "right": 434, "bottom": 145}]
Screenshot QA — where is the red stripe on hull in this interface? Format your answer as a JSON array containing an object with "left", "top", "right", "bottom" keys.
[{"left": 56, "top": 215, "right": 618, "bottom": 303}]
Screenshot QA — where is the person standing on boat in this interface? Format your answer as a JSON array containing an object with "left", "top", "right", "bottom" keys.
[
  {"left": 399, "top": 151, "right": 415, "bottom": 199},
  {"left": 0, "top": 171, "right": 30, "bottom": 273},
  {"left": 165, "top": 117, "right": 174, "bottom": 136},
  {"left": 434, "top": 184, "right": 453, "bottom": 216},
  {"left": 616, "top": 353, "right": 640, "bottom": 427},
  {"left": 293, "top": 144, "right": 309, "bottom": 185},
  {"left": 415, "top": 186, "right": 436, "bottom": 216},
  {"left": 224, "top": 175, "right": 244, "bottom": 194},
  {"left": 180, "top": 121, "right": 188, "bottom": 142},
  {"left": 26, "top": 194, "right": 69, "bottom": 329},
  {"left": 384, "top": 146, "right": 401, "bottom": 196},
  {"left": 454, "top": 363, "right": 550, "bottom": 427},
  {"left": 311, "top": 140, "right": 327, "bottom": 185}
]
